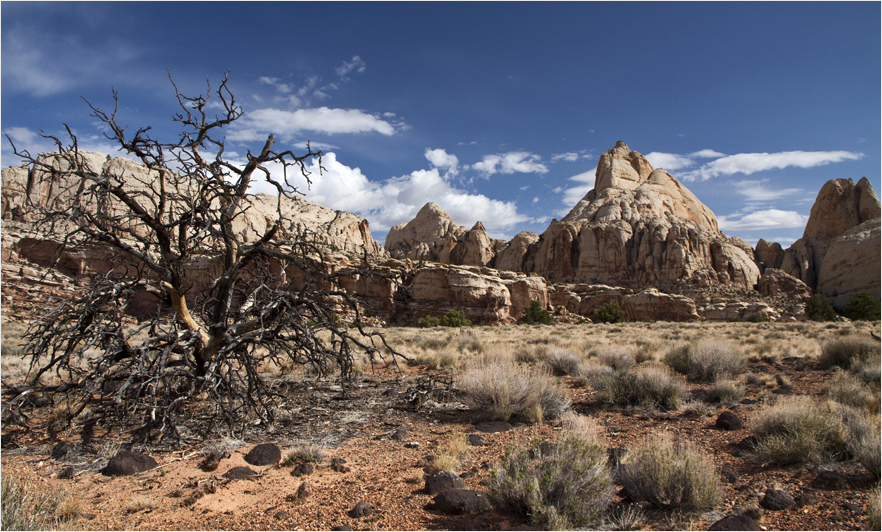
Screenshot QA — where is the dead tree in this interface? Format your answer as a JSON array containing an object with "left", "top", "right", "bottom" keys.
[{"left": 3, "top": 73, "right": 403, "bottom": 441}]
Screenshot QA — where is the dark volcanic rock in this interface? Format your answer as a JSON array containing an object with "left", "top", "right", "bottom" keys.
[
  {"left": 101, "top": 451, "right": 158, "bottom": 477},
  {"left": 474, "top": 421, "right": 513, "bottom": 433},
  {"left": 715, "top": 411, "right": 744, "bottom": 431},
  {"left": 348, "top": 501, "right": 373, "bottom": 518},
  {"left": 291, "top": 462, "right": 315, "bottom": 477},
  {"left": 760, "top": 488, "right": 795, "bottom": 511},
  {"left": 244, "top": 443, "right": 281, "bottom": 466},
  {"left": 223, "top": 466, "right": 258, "bottom": 480},
  {"left": 425, "top": 471, "right": 467, "bottom": 495},
  {"left": 708, "top": 514, "right": 763, "bottom": 531},
  {"left": 467, "top": 434, "right": 485, "bottom": 446},
  {"left": 199, "top": 449, "right": 230, "bottom": 472},
  {"left": 428, "top": 489, "right": 492, "bottom": 515}
]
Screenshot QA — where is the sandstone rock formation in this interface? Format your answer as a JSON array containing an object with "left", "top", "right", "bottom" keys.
[{"left": 776, "top": 177, "right": 881, "bottom": 305}]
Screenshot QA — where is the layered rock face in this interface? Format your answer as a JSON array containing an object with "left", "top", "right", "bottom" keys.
[{"left": 770, "top": 177, "right": 881, "bottom": 307}]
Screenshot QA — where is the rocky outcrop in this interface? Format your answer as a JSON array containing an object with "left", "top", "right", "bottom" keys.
[
  {"left": 755, "top": 239, "right": 785, "bottom": 271},
  {"left": 779, "top": 177, "right": 880, "bottom": 302},
  {"left": 817, "top": 218, "right": 881, "bottom": 307},
  {"left": 756, "top": 268, "right": 812, "bottom": 300},
  {"left": 548, "top": 284, "right": 701, "bottom": 322}
]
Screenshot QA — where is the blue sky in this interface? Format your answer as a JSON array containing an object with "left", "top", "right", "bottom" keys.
[{"left": 2, "top": 1, "right": 879, "bottom": 247}]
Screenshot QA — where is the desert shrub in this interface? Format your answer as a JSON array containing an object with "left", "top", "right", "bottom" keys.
[
  {"left": 520, "top": 300, "right": 553, "bottom": 325},
  {"left": 704, "top": 380, "right": 745, "bottom": 406},
  {"left": 1, "top": 469, "right": 81, "bottom": 530},
  {"left": 282, "top": 442, "right": 328, "bottom": 465},
  {"left": 417, "top": 310, "right": 472, "bottom": 328},
  {"left": 488, "top": 418, "right": 612, "bottom": 530},
  {"left": 456, "top": 330, "right": 484, "bottom": 353},
  {"left": 838, "top": 407, "right": 881, "bottom": 479},
  {"left": 411, "top": 351, "right": 458, "bottom": 370},
  {"left": 587, "top": 364, "right": 685, "bottom": 411},
  {"left": 825, "top": 371, "right": 880, "bottom": 413},
  {"left": 806, "top": 293, "right": 839, "bottom": 322},
  {"left": 817, "top": 336, "right": 881, "bottom": 371},
  {"left": 417, "top": 315, "right": 441, "bottom": 328},
  {"left": 459, "top": 361, "right": 570, "bottom": 423},
  {"left": 592, "top": 300, "right": 628, "bottom": 324},
  {"left": 428, "top": 433, "right": 470, "bottom": 474},
  {"left": 843, "top": 292, "right": 881, "bottom": 322},
  {"left": 750, "top": 396, "right": 848, "bottom": 465},
  {"left": 664, "top": 340, "right": 745, "bottom": 382},
  {"left": 595, "top": 346, "right": 637, "bottom": 372},
  {"left": 545, "top": 348, "right": 582, "bottom": 377},
  {"left": 618, "top": 436, "right": 721, "bottom": 512}
]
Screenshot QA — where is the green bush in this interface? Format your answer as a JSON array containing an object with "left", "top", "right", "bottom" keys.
[
  {"left": 520, "top": 300, "right": 552, "bottom": 325},
  {"left": 664, "top": 340, "right": 745, "bottom": 382},
  {"left": 591, "top": 300, "right": 628, "bottom": 324},
  {"left": 806, "top": 293, "right": 838, "bottom": 322},
  {"left": 618, "top": 437, "right": 721, "bottom": 512},
  {"left": 417, "top": 310, "right": 473, "bottom": 328},
  {"left": 489, "top": 423, "right": 612, "bottom": 529},
  {"left": 843, "top": 293, "right": 881, "bottom": 321}
]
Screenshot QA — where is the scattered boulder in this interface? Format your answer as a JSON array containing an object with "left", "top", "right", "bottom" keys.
[
  {"left": 427, "top": 489, "right": 492, "bottom": 515},
  {"left": 101, "top": 451, "right": 158, "bottom": 477},
  {"left": 425, "top": 471, "right": 468, "bottom": 495},
  {"left": 715, "top": 411, "right": 744, "bottom": 431},
  {"left": 474, "top": 421, "right": 513, "bottom": 433},
  {"left": 331, "top": 526, "right": 352, "bottom": 531},
  {"left": 295, "top": 481, "right": 311, "bottom": 500},
  {"left": 330, "top": 458, "right": 351, "bottom": 473},
  {"left": 244, "top": 443, "right": 281, "bottom": 466},
  {"left": 51, "top": 442, "right": 76, "bottom": 461},
  {"left": 391, "top": 428, "right": 410, "bottom": 441},
  {"left": 348, "top": 501, "right": 373, "bottom": 518},
  {"left": 199, "top": 449, "right": 230, "bottom": 472},
  {"left": 810, "top": 470, "right": 852, "bottom": 491},
  {"left": 708, "top": 514, "right": 763, "bottom": 531},
  {"left": 760, "top": 488, "right": 795, "bottom": 511},
  {"left": 223, "top": 466, "right": 258, "bottom": 480},
  {"left": 467, "top": 434, "right": 485, "bottom": 446},
  {"left": 291, "top": 463, "right": 315, "bottom": 477}
]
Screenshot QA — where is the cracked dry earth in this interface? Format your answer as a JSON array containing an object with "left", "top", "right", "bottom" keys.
[{"left": 2, "top": 321, "right": 880, "bottom": 531}]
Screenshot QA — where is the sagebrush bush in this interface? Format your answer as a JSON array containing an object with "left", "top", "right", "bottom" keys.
[
  {"left": 488, "top": 419, "right": 612, "bottom": 530},
  {"left": 867, "top": 485, "right": 881, "bottom": 531},
  {"left": 459, "top": 361, "right": 570, "bottom": 422},
  {"left": 595, "top": 346, "right": 637, "bottom": 372},
  {"left": 282, "top": 442, "right": 328, "bottom": 465},
  {"left": 587, "top": 364, "right": 685, "bottom": 411},
  {"left": 817, "top": 336, "right": 880, "bottom": 371},
  {"left": 1, "top": 469, "right": 80, "bottom": 530},
  {"left": 545, "top": 348, "right": 582, "bottom": 376},
  {"left": 664, "top": 340, "right": 745, "bottom": 382},
  {"left": 704, "top": 380, "right": 745, "bottom": 406},
  {"left": 825, "top": 371, "right": 880, "bottom": 413},
  {"left": 750, "top": 396, "right": 848, "bottom": 465},
  {"left": 618, "top": 436, "right": 721, "bottom": 512}
]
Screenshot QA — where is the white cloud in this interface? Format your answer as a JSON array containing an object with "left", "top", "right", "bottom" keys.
[
  {"left": 335, "top": 56, "right": 366, "bottom": 77},
  {"left": 717, "top": 209, "right": 809, "bottom": 231},
  {"left": 472, "top": 151, "right": 549, "bottom": 176},
  {"left": 559, "top": 170, "right": 596, "bottom": 206},
  {"left": 229, "top": 107, "right": 399, "bottom": 141},
  {"left": 645, "top": 149, "right": 726, "bottom": 171},
  {"left": 681, "top": 150, "right": 864, "bottom": 181},
  {"left": 552, "top": 152, "right": 579, "bottom": 162},
  {"left": 731, "top": 179, "right": 803, "bottom": 203},
  {"left": 424, "top": 148, "right": 459, "bottom": 176},
  {"left": 256, "top": 152, "right": 530, "bottom": 234}
]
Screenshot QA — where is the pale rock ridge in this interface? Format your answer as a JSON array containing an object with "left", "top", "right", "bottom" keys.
[{"left": 779, "top": 177, "right": 881, "bottom": 300}]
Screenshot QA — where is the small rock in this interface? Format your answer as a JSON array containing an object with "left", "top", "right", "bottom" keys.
[
  {"left": 199, "top": 449, "right": 230, "bottom": 472},
  {"left": 719, "top": 465, "right": 738, "bottom": 484},
  {"left": 291, "top": 462, "right": 315, "bottom": 477},
  {"left": 811, "top": 470, "right": 851, "bottom": 490},
  {"left": 708, "top": 514, "right": 762, "bottom": 531},
  {"left": 331, "top": 526, "right": 352, "bottom": 531},
  {"left": 274, "top": 510, "right": 290, "bottom": 520},
  {"left": 404, "top": 442, "right": 420, "bottom": 449},
  {"left": 295, "top": 481, "right": 310, "bottom": 500},
  {"left": 223, "top": 466, "right": 258, "bottom": 480},
  {"left": 51, "top": 442, "right": 75, "bottom": 461},
  {"left": 391, "top": 428, "right": 410, "bottom": 441},
  {"left": 736, "top": 436, "right": 758, "bottom": 450},
  {"left": 102, "top": 451, "right": 158, "bottom": 477},
  {"left": 244, "top": 443, "right": 281, "bottom": 466},
  {"left": 772, "top": 385, "right": 794, "bottom": 395},
  {"left": 348, "top": 500, "right": 372, "bottom": 518},
  {"left": 760, "top": 488, "right": 795, "bottom": 511},
  {"left": 841, "top": 502, "right": 862, "bottom": 514},
  {"left": 330, "top": 458, "right": 351, "bottom": 473},
  {"left": 715, "top": 411, "right": 744, "bottom": 431},
  {"left": 794, "top": 491, "right": 817, "bottom": 507},
  {"left": 474, "top": 421, "right": 513, "bottom": 433},
  {"left": 427, "top": 489, "right": 491, "bottom": 515},
  {"left": 467, "top": 434, "right": 485, "bottom": 446},
  {"left": 425, "top": 471, "right": 467, "bottom": 495},
  {"left": 57, "top": 465, "right": 77, "bottom": 479}
]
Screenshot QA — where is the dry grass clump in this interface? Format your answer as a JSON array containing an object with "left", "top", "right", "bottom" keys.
[
  {"left": 586, "top": 364, "right": 686, "bottom": 411},
  {"left": 817, "top": 336, "right": 880, "bottom": 370},
  {"left": 458, "top": 360, "right": 570, "bottom": 422},
  {"left": 868, "top": 485, "right": 881, "bottom": 531},
  {"left": 282, "top": 442, "right": 328, "bottom": 466},
  {"left": 544, "top": 348, "right": 582, "bottom": 376},
  {"left": 750, "top": 396, "right": 849, "bottom": 465},
  {"left": 825, "top": 371, "right": 880, "bottom": 413},
  {"left": 1, "top": 468, "right": 82, "bottom": 530},
  {"left": 704, "top": 380, "right": 745, "bottom": 406},
  {"left": 595, "top": 346, "right": 637, "bottom": 372},
  {"left": 618, "top": 435, "right": 721, "bottom": 512},
  {"left": 664, "top": 339, "right": 745, "bottom": 382},
  {"left": 488, "top": 414, "right": 612, "bottom": 530},
  {"left": 427, "top": 433, "right": 470, "bottom": 474}
]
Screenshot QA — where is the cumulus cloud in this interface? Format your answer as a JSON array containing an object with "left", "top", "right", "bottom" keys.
[
  {"left": 229, "top": 107, "right": 399, "bottom": 141},
  {"left": 645, "top": 149, "right": 725, "bottom": 171},
  {"left": 560, "top": 170, "right": 596, "bottom": 206},
  {"left": 681, "top": 150, "right": 864, "bottom": 181},
  {"left": 253, "top": 152, "right": 530, "bottom": 236},
  {"left": 424, "top": 148, "right": 459, "bottom": 176},
  {"left": 472, "top": 151, "right": 549, "bottom": 176},
  {"left": 717, "top": 209, "right": 809, "bottom": 231}
]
